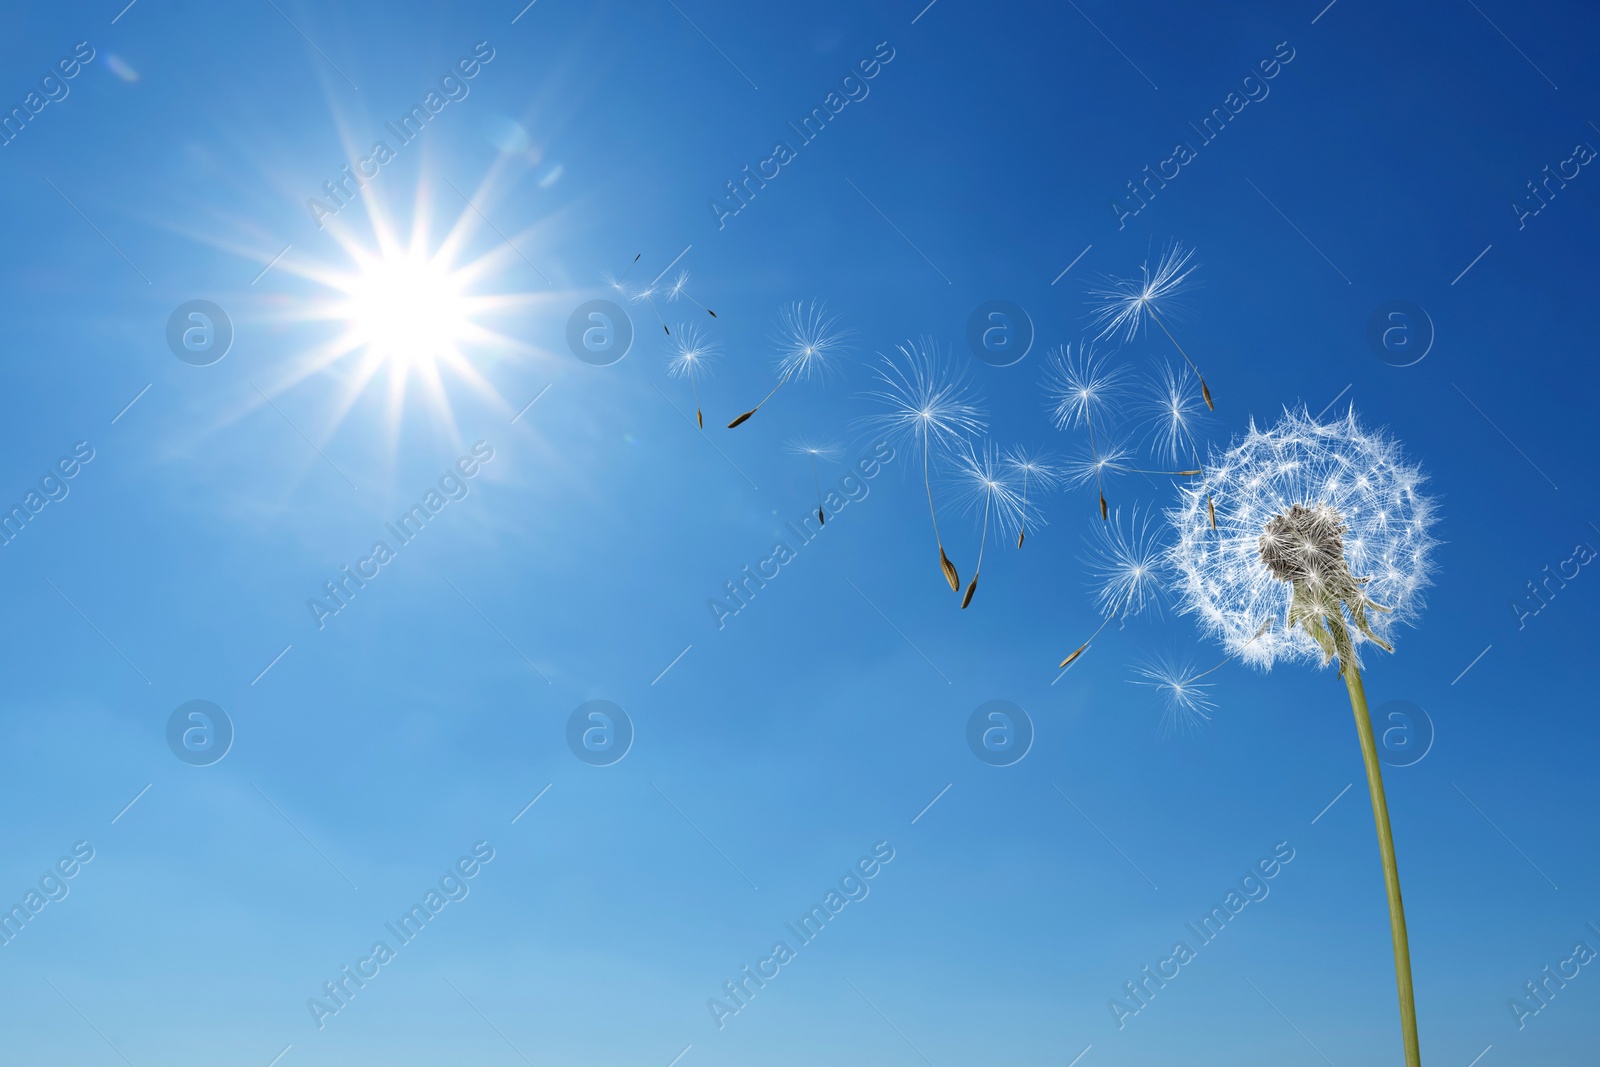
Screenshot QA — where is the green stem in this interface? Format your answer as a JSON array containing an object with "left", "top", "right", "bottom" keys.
[{"left": 1341, "top": 655, "right": 1422, "bottom": 1067}]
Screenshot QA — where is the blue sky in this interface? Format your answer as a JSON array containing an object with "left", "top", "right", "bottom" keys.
[{"left": 0, "top": 0, "right": 1597, "bottom": 1064}]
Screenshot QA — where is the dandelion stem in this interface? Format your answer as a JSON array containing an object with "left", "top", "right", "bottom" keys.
[
  {"left": 1147, "top": 306, "right": 1212, "bottom": 410},
  {"left": 1335, "top": 620, "right": 1422, "bottom": 1067}
]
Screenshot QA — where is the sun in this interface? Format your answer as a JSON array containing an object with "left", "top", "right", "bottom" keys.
[
  {"left": 260, "top": 178, "right": 552, "bottom": 438},
  {"left": 342, "top": 248, "right": 471, "bottom": 369}
]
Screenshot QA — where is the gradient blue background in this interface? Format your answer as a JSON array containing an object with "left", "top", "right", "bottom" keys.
[{"left": 0, "top": 1, "right": 1595, "bottom": 1064}]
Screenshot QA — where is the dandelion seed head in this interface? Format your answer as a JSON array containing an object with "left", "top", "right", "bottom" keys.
[
  {"left": 1045, "top": 342, "right": 1126, "bottom": 431},
  {"left": 774, "top": 300, "right": 852, "bottom": 382},
  {"left": 1167, "top": 406, "right": 1438, "bottom": 669},
  {"left": 1088, "top": 241, "right": 1198, "bottom": 343},
  {"left": 1089, "top": 507, "right": 1166, "bottom": 620},
  {"left": 665, "top": 323, "right": 720, "bottom": 378},
  {"left": 862, "top": 337, "right": 987, "bottom": 460},
  {"left": 667, "top": 270, "right": 691, "bottom": 301}
]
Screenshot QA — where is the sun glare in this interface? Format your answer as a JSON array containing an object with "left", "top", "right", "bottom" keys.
[
  {"left": 260, "top": 177, "right": 554, "bottom": 441},
  {"left": 344, "top": 251, "right": 470, "bottom": 368}
]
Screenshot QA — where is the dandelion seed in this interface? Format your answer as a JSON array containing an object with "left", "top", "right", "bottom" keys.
[
  {"left": 728, "top": 301, "right": 852, "bottom": 428},
  {"left": 1140, "top": 361, "right": 1211, "bottom": 465},
  {"left": 1132, "top": 622, "right": 1271, "bottom": 734},
  {"left": 628, "top": 279, "right": 671, "bottom": 335},
  {"left": 1089, "top": 241, "right": 1213, "bottom": 409},
  {"left": 1056, "top": 507, "right": 1164, "bottom": 666},
  {"left": 666, "top": 322, "right": 721, "bottom": 429},
  {"left": 785, "top": 437, "right": 844, "bottom": 527},
  {"left": 601, "top": 253, "right": 641, "bottom": 298},
  {"left": 952, "top": 441, "right": 1025, "bottom": 609},
  {"left": 1045, "top": 342, "right": 1126, "bottom": 520},
  {"left": 667, "top": 269, "right": 717, "bottom": 319},
  {"left": 1130, "top": 656, "right": 1217, "bottom": 735},
  {"left": 1001, "top": 447, "right": 1062, "bottom": 548},
  {"left": 862, "top": 338, "right": 986, "bottom": 591},
  {"left": 1165, "top": 406, "right": 1437, "bottom": 1067}
]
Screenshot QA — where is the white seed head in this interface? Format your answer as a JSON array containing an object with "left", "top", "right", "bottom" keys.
[{"left": 1167, "top": 407, "right": 1437, "bottom": 669}]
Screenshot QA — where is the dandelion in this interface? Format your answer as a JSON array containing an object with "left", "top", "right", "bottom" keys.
[
  {"left": 667, "top": 269, "right": 717, "bottom": 320},
  {"left": 665, "top": 322, "right": 721, "bottom": 428},
  {"left": 1001, "top": 446, "right": 1062, "bottom": 548},
  {"left": 863, "top": 338, "right": 986, "bottom": 591},
  {"left": 784, "top": 437, "right": 844, "bottom": 527},
  {"left": 952, "top": 441, "right": 1025, "bottom": 608},
  {"left": 728, "top": 301, "right": 851, "bottom": 428},
  {"left": 1167, "top": 406, "right": 1437, "bottom": 1067},
  {"left": 1089, "top": 241, "right": 1213, "bottom": 410},
  {"left": 1045, "top": 342, "right": 1125, "bottom": 520},
  {"left": 1058, "top": 508, "right": 1163, "bottom": 667}
]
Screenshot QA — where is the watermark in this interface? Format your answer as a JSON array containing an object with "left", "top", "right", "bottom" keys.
[
  {"left": 1507, "top": 923, "right": 1598, "bottom": 1030},
  {"left": 1365, "top": 300, "right": 1433, "bottom": 367},
  {"left": 307, "top": 442, "right": 495, "bottom": 629},
  {"left": 1110, "top": 41, "right": 1296, "bottom": 229},
  {"left": 0, "top": 41, "right": 96, "bottom": 149},
  {"left": 166, "top": 700, "right": 234, "bottom": 767},
  {"left": 0, "top": 841, "right": 95, "bottom": 948},
  {"left": 1512, "top": 138, "right": 1595, "bottom": 230},
  {"left": 707, "top": 841, "right": 896, "bottom": 1029},
  {"left": 708, "top": 441, "right": 894, "bottom": 630},
  {"left": 1510, "top": 535, "right": 1595, "bottom": 630},
  {"left": 965, "top": 300, "right": 1034, "bottom": 367},
  {"left": 966, "top": 699, "right": 1033, "bottom": 766},
  {"left": 1107, "top": 841, "right": 1296, "bottom": 1029},
  {"left": 166, "top": 300, "right": 233, "bottom": 365},
  {"left": 566, "top": 700, "right": 634, "bottom": 766},
  {"left": 0, "top": 440, "right": 95, "bottom": 549},
  {"left": 566, "top": 299, "right": 634, "bottom": 366},
  {"left": 709, "top": 41, "right": 897, "bottom": 230},
  {"left": 307, "top": 840, "right": 496, "bottom": 1029},
  {"left": 1376, "top": 699, "right": 1434, "bottom": 768},
  {"left": 306, "top": 42, "right": 497, "bottom": 229}
]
